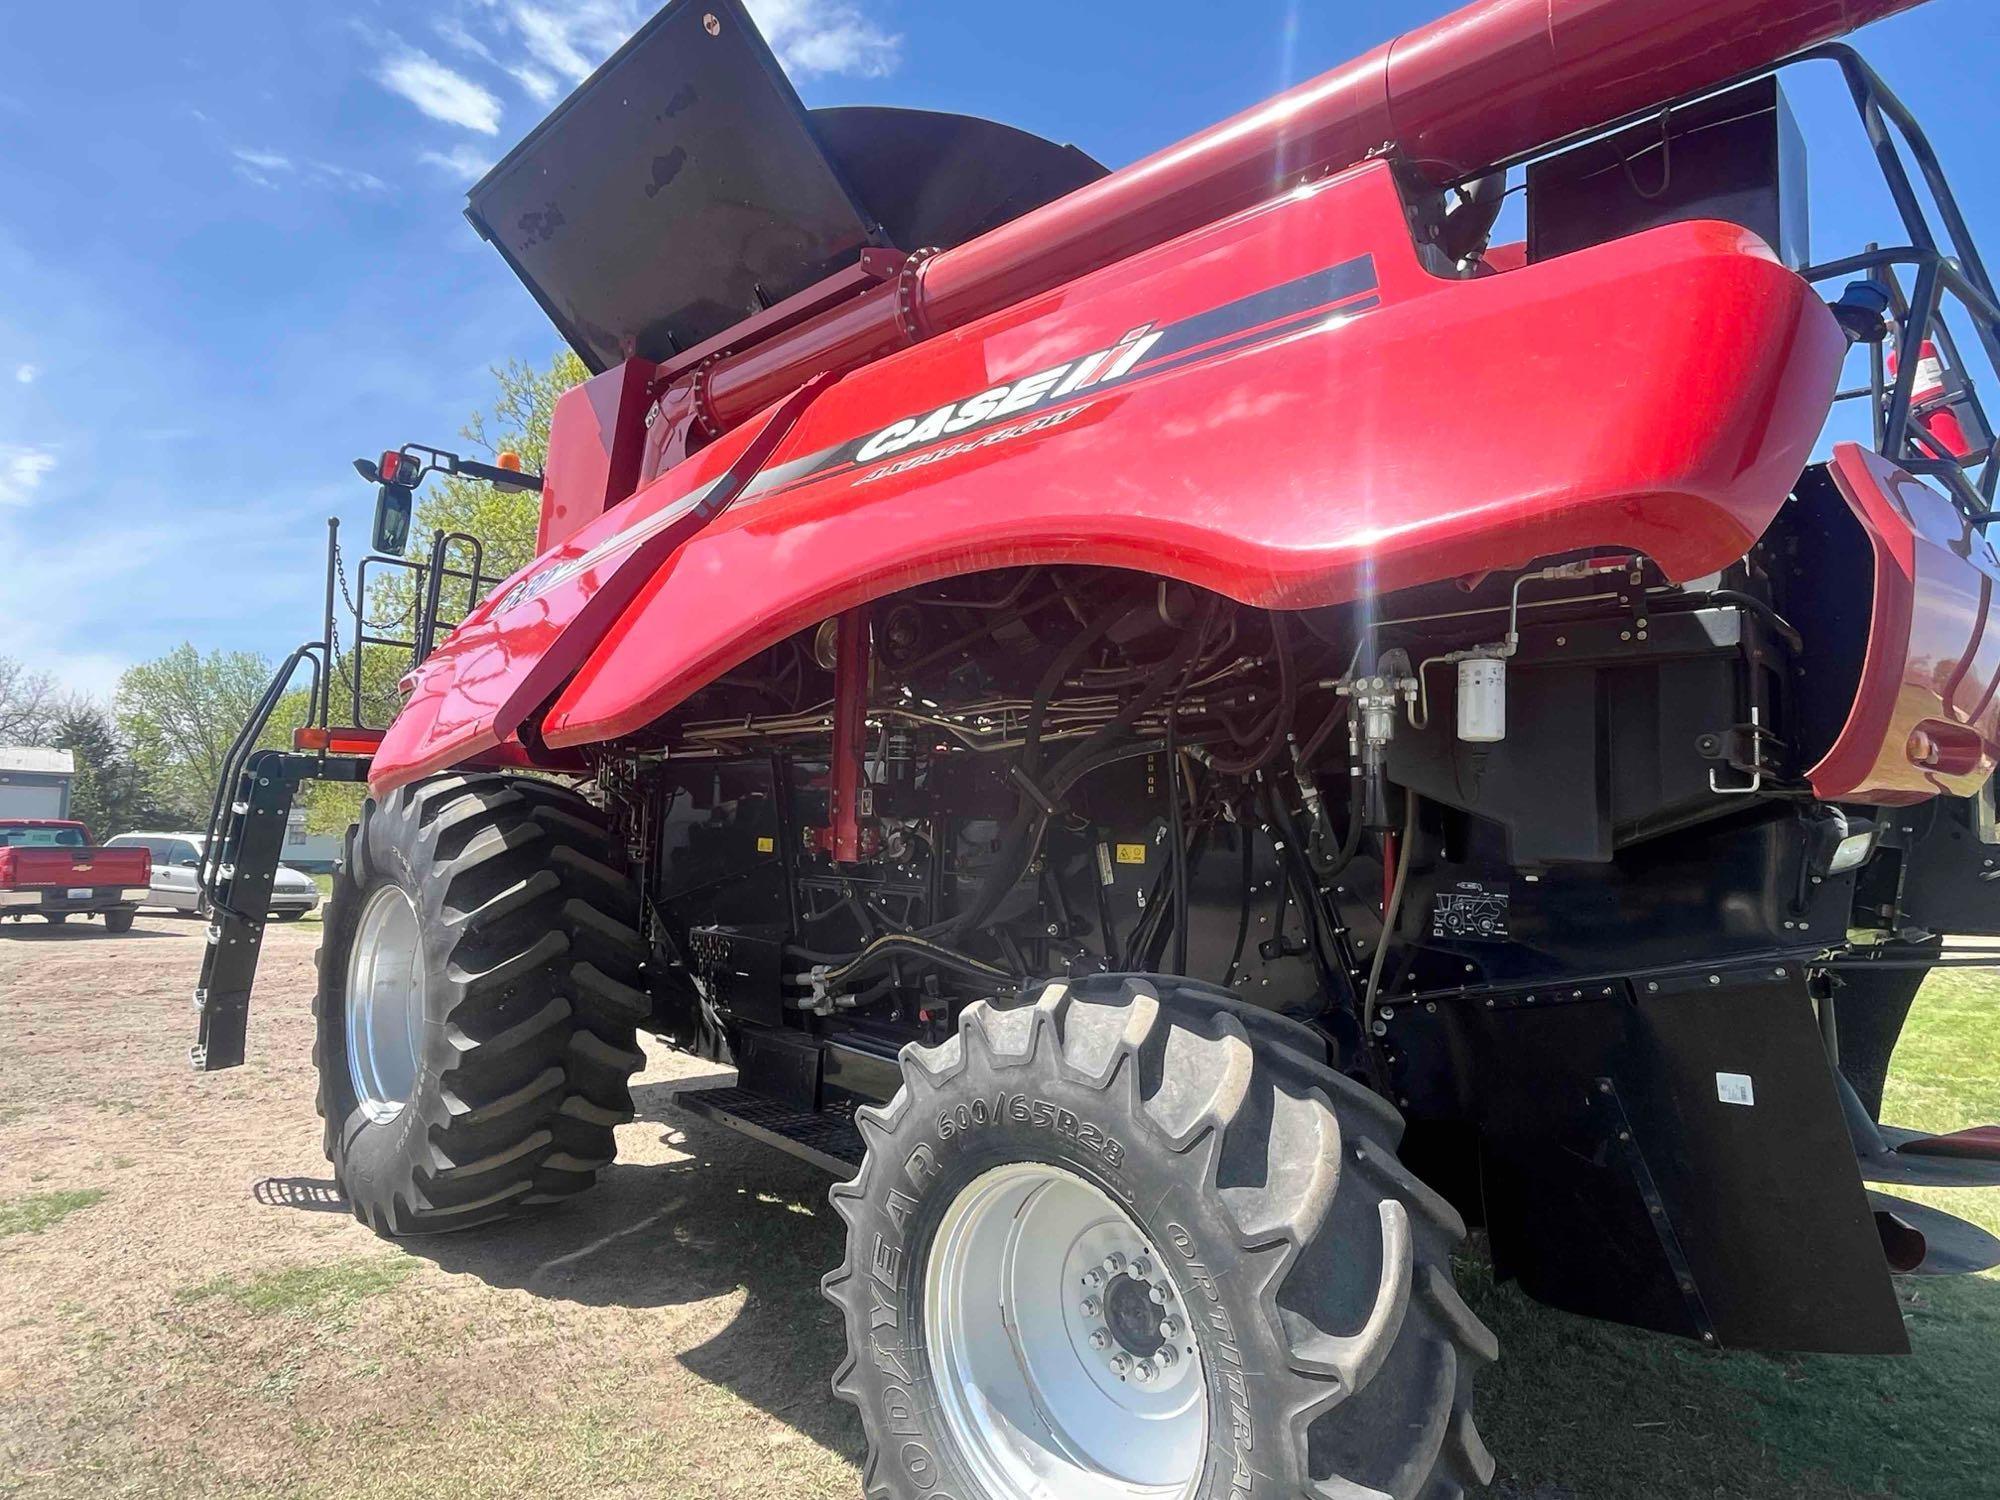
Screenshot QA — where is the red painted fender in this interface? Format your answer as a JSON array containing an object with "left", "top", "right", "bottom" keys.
[
  {"left": 370, "top": 160, "right": 1845, "bottom": 792},
  {"left": 1807, "top": 445, "right": 2000, "bottom": 804}
]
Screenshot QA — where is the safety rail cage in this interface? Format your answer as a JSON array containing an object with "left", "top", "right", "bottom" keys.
[
  {"left": 196, "top": 519, "right": 508, "bottom": 906},
  {"left": 1471, "top": 42, "right": 2000, "bottom": 522}
]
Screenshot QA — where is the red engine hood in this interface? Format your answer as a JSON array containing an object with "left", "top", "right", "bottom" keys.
[{"left": 372, "top": 158, "right": 1844, "bottom": 794}]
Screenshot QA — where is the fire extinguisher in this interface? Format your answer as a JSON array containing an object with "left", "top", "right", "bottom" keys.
[{"left": 1890, "top": 337, "right": 1973, "bottom": 459}]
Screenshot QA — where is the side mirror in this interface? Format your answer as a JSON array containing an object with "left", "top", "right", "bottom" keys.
[{"left": 372, "top": 483, "right": 414, "bottom": 554}]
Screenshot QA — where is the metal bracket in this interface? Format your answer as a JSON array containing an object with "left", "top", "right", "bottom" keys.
[{"left": 1590, "top": 1076, "right": 1719, "bottom": 1347}]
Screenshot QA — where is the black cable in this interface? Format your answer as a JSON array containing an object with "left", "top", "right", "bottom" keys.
[
  {"left": 1222, "top": 811, "right": 1254, "bottom": 988},
  {"left": 790, "top": 932, "right": 1015, "bottom": 987},
  {"left": 1206, "top": 613, "right": 1297, "bottom": 776},
  {"left": 951, "top": 617, "right": 1212, "bottom": 941}
]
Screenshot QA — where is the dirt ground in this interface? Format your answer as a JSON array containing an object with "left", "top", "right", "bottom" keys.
[
  {"left": 2, "top": 914, "right": 1993, "bottom": 1500},
  {"left": 0, "top": 916, "right": 861, "bottom": 1499}
]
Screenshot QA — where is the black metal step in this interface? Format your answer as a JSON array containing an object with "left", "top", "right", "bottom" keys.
[{"left": 670, "top": 1084, "right": 863, "bottom": 1178}]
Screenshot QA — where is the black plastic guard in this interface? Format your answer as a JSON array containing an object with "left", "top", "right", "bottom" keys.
[
  {"left": 1457, "top": 967, "right": 1908, "bottom": 1354},
  {"left": 191, "top": 750, "right": 367, "bottom": 1072}
]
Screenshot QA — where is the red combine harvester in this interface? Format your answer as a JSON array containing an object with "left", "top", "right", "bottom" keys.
[{"left": 194, "top": 0, "right": 2000, "bottom": 1492}]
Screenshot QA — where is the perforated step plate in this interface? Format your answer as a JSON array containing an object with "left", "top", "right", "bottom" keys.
[{"left": 671, "top": 1084, "right": 862, "bottom": 1178}]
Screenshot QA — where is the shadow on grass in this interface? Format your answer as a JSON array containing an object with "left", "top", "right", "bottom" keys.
[
  {"left": 401, "top": 1079, "right": 863, "bottom": 1462},
  {"left": 1465, "top": 1249, "right": 2000, "bottom": 1500},
  {"left": 383, "top": 1074, "right": 1999, "bottom": 1500}
]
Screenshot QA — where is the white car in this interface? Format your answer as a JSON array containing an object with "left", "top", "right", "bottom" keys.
[{"left": 104, "top": 832, "right": 321, "bottom": 920}]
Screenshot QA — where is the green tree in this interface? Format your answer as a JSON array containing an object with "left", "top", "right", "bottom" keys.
[
  {"left": 115, "top": 644, "right": 291, "bottom": 824},
  {"left": 0, "top": 655, "right": 61, "bottom": 745},
  {"left": 54, "top": 704, "right": 168, "bottom": 838},
  {"left": 304, "top": 351, "right": 583, "bottom": 836}
]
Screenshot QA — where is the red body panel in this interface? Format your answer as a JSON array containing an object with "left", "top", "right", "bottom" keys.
[
  {"left": 537, "top": 359, "right": 656, "bottom": 551},
  {"left": 369, "top": 160, "right": 1844, "bottom": 791},
  {"left": 370, "top": 379, "right": 828, "bottom": 782},
  {"left": 1807, "top": 445, "right": 2000, "bottom": 804}
]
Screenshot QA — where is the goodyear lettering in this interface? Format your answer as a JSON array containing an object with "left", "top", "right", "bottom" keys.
[{"left": 1168, "top": 1220, "right": 1257, "bottom": 1496}]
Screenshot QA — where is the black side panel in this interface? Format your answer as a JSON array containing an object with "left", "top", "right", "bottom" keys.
[
  {"left": 812, "top": 107, "right": 1106, "bottom": 253},
  {"left": 1407, "top": 971, "right": 1907, "bottom": 1354},
  {"left": 467, "top": 0, "right": 882, "bottom": 371},
  {"left": 1894, "top": 792, "right": 2000, "bottom": 936}
]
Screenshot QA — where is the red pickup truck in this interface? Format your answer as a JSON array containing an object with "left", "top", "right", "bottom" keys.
[{"left": 0, "top": 820, "right": 151, "bottom": 932}]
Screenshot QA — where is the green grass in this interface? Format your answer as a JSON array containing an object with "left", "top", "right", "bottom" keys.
[
  {"left": 1475, "top": 969, "right": 2000, "bottom": 1500},
  {"left": 0, "top": 1187, "right": 107, "bottom": 1238},
  {"left": 177, "top": 1255, "right": 413, "bottom": 1320}
]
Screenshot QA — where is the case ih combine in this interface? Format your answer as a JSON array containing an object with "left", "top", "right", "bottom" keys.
[{"left": 193, "top": 0, "right": 2000, "bottom": 1493}]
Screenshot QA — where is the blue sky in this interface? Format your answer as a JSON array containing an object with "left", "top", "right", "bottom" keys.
[{"left": 0, "top": 0, "right": 1994, "bottom": 697}]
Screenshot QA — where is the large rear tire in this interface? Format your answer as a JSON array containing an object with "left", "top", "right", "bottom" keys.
[
  {"left": 314, "top": 774, "right": 650, "bottom": 1235},
  {"left": 825, "top": 974, "right": 1496, "bottom": 1500}
]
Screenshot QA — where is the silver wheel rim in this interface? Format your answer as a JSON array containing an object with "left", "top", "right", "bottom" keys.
[
  {"left": 344, "top": 885, "right": 426, "bottom": 1124},
  {"left": 925, "top": 1161, "right": 1207, "bottom": 1499}
]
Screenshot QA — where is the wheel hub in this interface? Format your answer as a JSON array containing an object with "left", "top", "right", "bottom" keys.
[
  {"left": 925, "top": 1161, "right": 1206, "bottom": 1499},
  {"left": 344, "top": 884, "right": 427, "bottom": 1124}
]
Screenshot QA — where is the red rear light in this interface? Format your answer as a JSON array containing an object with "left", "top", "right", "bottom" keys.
[
  {"left": 0, "top": 849, "right": 13, "bottom": 884},
  {"left": 294, "top": 726, "right": 387, "bottom": 755}
]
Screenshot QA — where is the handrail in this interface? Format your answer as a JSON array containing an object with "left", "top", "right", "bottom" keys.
[{"left": 197, "top": 642, "right": 324, "bottom": 908}]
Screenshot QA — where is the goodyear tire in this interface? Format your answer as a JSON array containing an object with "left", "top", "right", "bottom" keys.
[
  {"left": 314, "top": 774, "right": 650, "bottom": 1235},
  {"left": 825, "top": 974, "right": 1496, "bottom": 1500}
]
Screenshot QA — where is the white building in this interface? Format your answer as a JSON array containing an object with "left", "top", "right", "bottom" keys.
[{"left": 0, "top": 746, "right": 75, "bottom": 820}]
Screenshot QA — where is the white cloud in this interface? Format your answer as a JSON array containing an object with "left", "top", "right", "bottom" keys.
[
  {"left": 508, "top": 64, "right": 561, "bottom": 105},
  {"left": 377, "top": 50, "right": 504, "bottom": 134},
  {"left": 0, "top": 445, "right": 57, "bottom": 507},
  {"left": 14, "top": 363, "right": 36, "bottom": 384},
  {"left": 232, "top": 147, "right": 292, "bottom": 173},
  {"left": 230, "top": 147, "right": 386, "bottom": 193},
  {"left": 490, "top": 1, "right": 899, "bottom": 90},
  {"left": 748, "top": 0, "right": 902, "bottom": 77},
  {"left": 419, "top": 143, "right": 497, "bottom": 181},
  {"left": 308, "top": 161, "right": 390, "bottom": 193},
  {"left": 231, "top": 146, "right": 293, "bottom": 188}
]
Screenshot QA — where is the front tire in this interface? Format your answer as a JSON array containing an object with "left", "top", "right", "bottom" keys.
[
  {"left": 314, "top": 774, "right": 651, "bottom": 1235},
  {"left": 825, "top": 975, "right": 1496, "bottom": 1500}
]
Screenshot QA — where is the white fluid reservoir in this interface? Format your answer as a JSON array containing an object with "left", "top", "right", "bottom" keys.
[{"left": 1458, "top": 657, "right": 1507, "bottom": 743}]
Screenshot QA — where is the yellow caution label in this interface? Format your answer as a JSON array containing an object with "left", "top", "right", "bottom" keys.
[
  {"left": 1115, "top": 843, "right": 1149, "bottom": 865},
  {"left": 756, "top": 836, "right": 776, "bottom": 854}
]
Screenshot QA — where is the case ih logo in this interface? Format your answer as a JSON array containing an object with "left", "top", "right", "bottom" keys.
[
  {"left": 854, "top": 325, "right": 1167, "bottom": 465},
  {"left": 492, "top": 255, "right": 1381, "bottom": 614}
]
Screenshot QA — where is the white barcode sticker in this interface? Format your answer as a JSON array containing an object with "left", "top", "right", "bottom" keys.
[{"left": 1716, "top": 1072, "right": 1756, "bottom": 1107}]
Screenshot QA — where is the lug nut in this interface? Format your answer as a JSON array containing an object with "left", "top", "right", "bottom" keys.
[
  {"left": 1149, "top": 1283, "right": 1170, "bottom": 1305},
  {"left": 1083, "top": 1268, "right": 1105, "bottom": 1289},
  {"left": 1080, "top": 1296, "right": 1102, "bottom": 1318},
  {"left": 1130, "top": 1256, "right": 1152, "bottom": 1279},
  {"left": 1089, "top": 1329, "right": 1111, "bottom": 1351},
  {"left": 1134, "top": 1360, "right": 1158, "bottom": 1385},
  {"left": 1157, "top": 1345, "right": 1179, "bottom": 1367},
  {"left": 1110, "top": 1353, "right": 1132, "bottom": 1375},
  {"left": 1103, "top": 1253, "right": 1127, "bottom": 1275},
  {"left": 1159, "top": 1316, "right": 1183, "bottom": 1339}
]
